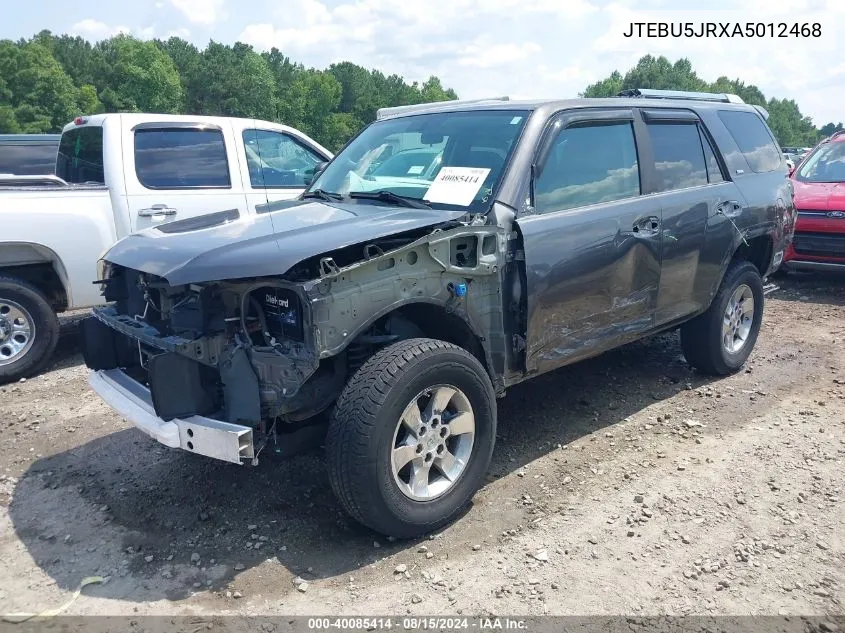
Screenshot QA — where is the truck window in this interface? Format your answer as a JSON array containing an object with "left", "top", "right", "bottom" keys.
[
  {"left": 242, "top": 129, "right": 324, "bottom": 188},
  {"left": 534, "top": 121, "right": 640, "bottom": 213},
  {"left": 134, "top": 128, "right": 231, "bottom": 189},
  {"left": 56, "top": 127, "right": 105, "bottom": 184},
  {"left": 646, "top": 122, "right": 708, "bottom": 192},
  {"left": 0, "top": 139, "right": 59, "bottom": 176},
  {"left": 717, "top": 110, "right": 781, "bottom": 173}
]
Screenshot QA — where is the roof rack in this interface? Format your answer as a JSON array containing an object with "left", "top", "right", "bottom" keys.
[
  {"left": 376, "top": 96, "right": 510, "bottom": 121},
  {"left": 616, "top": 88, "right": 745, "bottom": 104}
]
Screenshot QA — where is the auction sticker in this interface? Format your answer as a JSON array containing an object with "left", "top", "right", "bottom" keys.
[{"left": 424, "top": 166, "right": 490, "bottom": 206}]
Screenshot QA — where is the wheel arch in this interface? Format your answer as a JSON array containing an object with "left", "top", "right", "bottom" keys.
[
  {"left": 0, "top": 242, "right": 71, "bottom": 311},
  {"left": 334, "top": 298, "right": 499, "bottom": 391}
]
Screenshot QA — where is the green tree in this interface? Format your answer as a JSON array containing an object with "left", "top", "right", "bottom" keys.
[
  {"left": 281, "top": 69, "right": 343, "bottom": 142},
  {"left": 94, "top": 34, "right": 183, "bottom": 113},
  {"left": 0, "top": 39, "right": 85, "bottom": 132},
  {"left": 184, "top": 41, "right": 278, "bottom": 120},
  {"left": 819, "top": 122, "right": 844, "bottom": 137},
  {"left": 583, "top": 54, "right": 827, "bottom": 146}
]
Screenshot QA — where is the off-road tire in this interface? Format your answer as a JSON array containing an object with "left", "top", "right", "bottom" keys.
[
  {"left": 680, "top": 260, "right": 764, "bottom": 376},
  {"left": 326, "top": 338, "right": 496, "bottom": 538},
  {"left": 0, "top": 276, "right": 60, "bottom": 383}
]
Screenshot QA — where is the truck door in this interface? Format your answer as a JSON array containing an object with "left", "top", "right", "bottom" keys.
[
  {"left": 238, "top": 123, "right": 332, "bottom": 215},
  {"left": 514, "top": 109, "right": 662, "bottom": 375},
  {"left": 123, "top": 122, "right": 248, "bottom": 232}
]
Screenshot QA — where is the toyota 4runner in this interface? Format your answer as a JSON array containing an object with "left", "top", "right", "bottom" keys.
[{"left": 80, "top": 89, "right": 795, "bottom": 538}]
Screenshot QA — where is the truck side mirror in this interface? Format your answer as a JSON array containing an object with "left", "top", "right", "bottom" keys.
[{"left": 306, "top": 161, "right": 329, "bottom": 185}]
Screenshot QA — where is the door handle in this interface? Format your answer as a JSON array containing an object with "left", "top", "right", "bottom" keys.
[
  {"left": 716, "top": 200, "right": 743, "bottom": 218},
  {"left": 632, "top": 215, "right": 660, "bottom": 235},
  {"left": 138, "top": 204, "right": 178, "bottom": 217}
]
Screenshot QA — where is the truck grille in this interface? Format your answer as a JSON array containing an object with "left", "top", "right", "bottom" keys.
[{"left": 792, "top": 231, "right": 845, "bottom": 258}]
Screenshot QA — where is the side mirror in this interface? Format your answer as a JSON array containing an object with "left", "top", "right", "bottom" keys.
[
  {"left": 787, "top": 165, "right": 796, "bottom": 178},
  {"left": 306, "top": 161, "right": 329, "bottom": 185}
]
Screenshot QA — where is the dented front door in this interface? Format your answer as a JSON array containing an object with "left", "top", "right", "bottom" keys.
[{"left": 516, "top": 109, "right": 662, "bottom": 375}]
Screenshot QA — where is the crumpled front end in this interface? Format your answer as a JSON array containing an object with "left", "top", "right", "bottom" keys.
[{"left": 81, "top": 264, "right": 330, "bottom": 464}]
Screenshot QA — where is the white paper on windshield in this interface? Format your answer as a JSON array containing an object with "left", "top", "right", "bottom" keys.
[
  {"left": 407, "top": 165, "right": 425, "bottom": 175},
  {"left": 423, "top": 167, "right": 490, "bottom": 206}
]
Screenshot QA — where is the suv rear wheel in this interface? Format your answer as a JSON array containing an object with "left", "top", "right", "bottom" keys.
[
  {"left": 680, "top": 260, "right": 764, "bottom": 375},
  {"left": 0, "top": 276, "right": 60, "bottom": 383},
  {"left": 326, "top": 338, "right": 496, "bottom": 538}
]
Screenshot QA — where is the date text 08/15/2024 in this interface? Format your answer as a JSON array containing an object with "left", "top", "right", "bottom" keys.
[{"left": 306, "top": 617, "right": 528, "bottom": 630}]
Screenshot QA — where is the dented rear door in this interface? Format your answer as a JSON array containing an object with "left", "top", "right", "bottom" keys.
[{"left": 515, "top": 108, "right": 662, "bottom": 375}]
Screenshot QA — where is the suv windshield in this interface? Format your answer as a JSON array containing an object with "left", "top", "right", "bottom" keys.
[
  {"left": 308, "top": 109, "right": 530, "bottom": 211},
  {"left": 795, "top": 141, "right": 845, "bottom": 183}
]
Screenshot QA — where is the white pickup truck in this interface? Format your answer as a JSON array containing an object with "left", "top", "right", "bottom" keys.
[{"left": 0, "top": 113, "right": 332, "bottom": 382}]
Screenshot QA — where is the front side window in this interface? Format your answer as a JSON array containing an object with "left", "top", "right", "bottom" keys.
[
  {"left": 134, "top": 128, "right": 230, "bottom": 189},
  {"left": 795, "top": 141, "right": 845, "bottom": 183},
  {"left": 309, "top": 110, "right": 529, "bottom": 211},
  {"left": 647, "top": 122, "right": 708, "bottom": 192},
  {"left": 243, "top": 129, "right": 325, "bottom": 188},
  {"left": 534, "top": 121, "right": 641, "bottom": 213},
  {"left": 56, "top": 127, "right": 104, "bottom": 184},
  {"left": 718, "top": 110, "right": 782, "bottom": 173}
]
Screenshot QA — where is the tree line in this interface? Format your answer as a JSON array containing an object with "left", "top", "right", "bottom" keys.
[
  {"left": 1, "top": 31, "right": 841, "bottom": 151},
  {"left": 582, "top": 55, "right": 843, "bottom": 147},
  {"left": 0, "top": 31, "right": 457, "bottom": 150}
]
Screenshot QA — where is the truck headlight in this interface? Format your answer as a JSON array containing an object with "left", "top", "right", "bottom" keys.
[{"left": 96, "top": 258, "right": 113, "bottom": 282}]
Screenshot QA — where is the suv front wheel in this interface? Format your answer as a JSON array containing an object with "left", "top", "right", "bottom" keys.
[
  {"left": 680, "top": 260, "right": 764, "bottom": 375},
  {"left": 326, "top": 338, "right": 497, "bottom": 538}
]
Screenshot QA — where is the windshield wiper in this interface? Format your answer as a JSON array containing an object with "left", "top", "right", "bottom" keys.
[
  {"left": 302, "top": 189, "right": 344, "bottom": 201},
  {"left": 349, "top": 190, "right": 431, "bottom": 209}
]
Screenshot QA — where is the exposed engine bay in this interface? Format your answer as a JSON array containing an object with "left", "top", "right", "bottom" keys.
[{"left": 81, "top": 219, "right": 519, "bottom": 461}]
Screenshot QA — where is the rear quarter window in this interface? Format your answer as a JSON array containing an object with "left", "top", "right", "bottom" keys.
[
  {"left": 717, "top": 110, "right": 782, "bottom": 173},
  {"left": 134, "top": 128, "right": 230, "bottom": 189}
]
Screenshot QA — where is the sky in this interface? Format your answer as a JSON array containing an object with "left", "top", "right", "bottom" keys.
[{"left": 3, "top": 0, "right": 844, "bottom": 125}]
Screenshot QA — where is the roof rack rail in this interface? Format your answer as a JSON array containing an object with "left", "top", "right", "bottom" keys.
[
  {"left": 376, "top": 96, "right": 510, "bottom": 121},
  {"left": 616, "top": 88, "right": 745, "bottom": 104}
]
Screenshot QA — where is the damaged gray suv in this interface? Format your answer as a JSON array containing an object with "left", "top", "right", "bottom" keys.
[{"left": 81, "top": 89, "right": 795, "bottom": 537}]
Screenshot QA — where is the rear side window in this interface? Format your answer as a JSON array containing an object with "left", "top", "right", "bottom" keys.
[
  {"left": 134, "top": 128, "right": 230, "bottom": 189},
  {"left": 647, "top": 123, "right": 708, "bottom": 192},
  {"left": 718, "top": 110, "right": 781, "bottom": 173},
  {"left": 534, "top": 121, "right": 641, "bottom": 213},
  {"left": 56, "top": 127, "right": 105, "bottom": 184}
]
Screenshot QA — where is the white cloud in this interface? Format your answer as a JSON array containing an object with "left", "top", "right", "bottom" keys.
[
  {"left": 69, "top": 19, "right": 131, "bottom": 40},
  {"left": 169, "top": 0, "right": 226, "bottom": 25},
  {"left": 457, "top": 41, "right": 541, "bottom": 69}
]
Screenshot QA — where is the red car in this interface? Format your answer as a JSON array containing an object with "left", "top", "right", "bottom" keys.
[{"left": 784, "top": 130, "right": 845, "bottom": 271}]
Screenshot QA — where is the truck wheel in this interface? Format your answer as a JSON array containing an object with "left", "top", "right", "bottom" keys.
[
  {"left": 0, "top": 276, "right": 60, "bottom": 383},
  {"left": 680, "top": 260, "right": 763, "bottom": 376},
  {"left": 326, "top": 338, "right": 496, "bottom": 538}
]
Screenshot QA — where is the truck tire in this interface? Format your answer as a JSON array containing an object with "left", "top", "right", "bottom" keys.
[
  {"left": 680, "top": 260, "right": 763, "bottom": 376},
  {"left": 0, "top": 276, "right": 60, "bottom": 383},
  {"left": 326, "top": 338, "right": 496, "bottom": 538}
]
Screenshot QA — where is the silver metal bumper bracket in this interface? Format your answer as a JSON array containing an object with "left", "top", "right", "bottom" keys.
[{"left": 88, "top": 368, "right": 254, "bottom": 465}]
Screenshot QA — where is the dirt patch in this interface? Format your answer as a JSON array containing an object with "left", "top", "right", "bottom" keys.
[{"left": 0, "top": 273, "right": 843, "bottom": 616}]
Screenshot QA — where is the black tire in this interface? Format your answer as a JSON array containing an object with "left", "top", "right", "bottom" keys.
[
  {"left": 326, "top": 338, "right": 496, "bottom": 538},
  {"left": 680, "top": 260, "right": 764, "bottom": 376},
  {"left": 0, "top": 276, "right": 60, "bottom": 384}
]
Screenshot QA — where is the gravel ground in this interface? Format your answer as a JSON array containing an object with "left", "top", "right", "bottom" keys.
[{"left": 0, "top": 272, "right": 843, "bottom": 618}]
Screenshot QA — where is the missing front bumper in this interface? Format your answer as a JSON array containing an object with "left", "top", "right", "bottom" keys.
[{"left": 88, "top": 368, "right": 254, "bottom": 465}]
